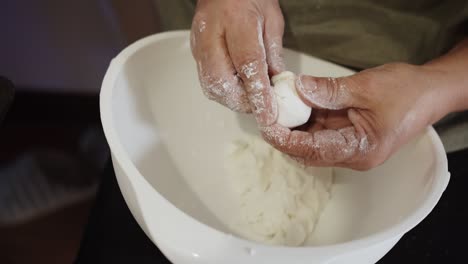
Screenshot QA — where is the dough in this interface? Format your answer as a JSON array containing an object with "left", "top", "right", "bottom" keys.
[
  {"left": 225, "top": 136, "right": 333, "bottom": 246},
  {"left": 272, "top": 71, "right": 312, "bottom": 128}
]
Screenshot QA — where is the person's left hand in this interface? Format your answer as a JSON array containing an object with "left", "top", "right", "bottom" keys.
[
  {"left": 260, "top": 63, "right": 451, "bottom": 170},
  {"left": 190, "top": 0, "right": 285, "bottom": 126}
]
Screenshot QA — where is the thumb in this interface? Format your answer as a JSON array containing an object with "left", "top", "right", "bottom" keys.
[{"left": 295, "top": 74, "right": 358, "bottom": 110}]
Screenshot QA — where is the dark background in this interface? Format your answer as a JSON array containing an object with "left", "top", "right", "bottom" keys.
[{"left": 0, "top": 1, "right": 158, "bottom": 263}]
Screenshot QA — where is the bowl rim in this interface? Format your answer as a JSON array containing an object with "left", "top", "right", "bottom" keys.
[{"left": 100, "top": 30, "right": 450, "bottom": 253}]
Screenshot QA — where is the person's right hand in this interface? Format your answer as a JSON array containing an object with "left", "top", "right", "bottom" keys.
[{"left": 191, "top": 0, "right": 285, "bottom": 126}]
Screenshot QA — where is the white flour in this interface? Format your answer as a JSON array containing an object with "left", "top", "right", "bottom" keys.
[{"left": 225, "top": 136, "right": 333, "bottom": 246}]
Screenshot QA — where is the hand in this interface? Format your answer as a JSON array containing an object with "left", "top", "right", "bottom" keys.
[
  {"left": 191, "top": 0, "right": 285, "bottom": 126},
  {"left": 261, "top": 63, "right": 450, "bottom": 170}
]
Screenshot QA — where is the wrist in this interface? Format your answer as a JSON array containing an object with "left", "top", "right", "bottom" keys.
[
  {"left": 422, "top": 39, "right": 468, "bottom": 115},
  {"left": 419, "top": 63, "right": 467, "bottom": 125}
]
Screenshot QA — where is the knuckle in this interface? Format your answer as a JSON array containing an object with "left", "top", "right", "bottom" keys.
[
  {"left": 200, "top": 74, "right": 231, "bottom": 95},
  {"left": 237, "top": 58, "right": 264, "bottom": 80},
  {"left": 202, "top": 88, "right": 217, "bottom": 101},
  {"left": 356, "top": 62, "right": 414, "bottom": 89},
  {"left": 191, "top": 12, "right": 209, "bottom": 52},
  {"left": 267, "top": 37, "right": 283, "bottom": 54},
  {"left": 244, "top": 8, "right": 263, "bottom": 23},
  {"left": 270, "top": 21, "right": 284, "bottom": 34},
  {"left": 339, "top": 76, "right": 364, "bottom": 102},
  {"left": 199, "top": 80, "right": 219, "bottom": 102},
  {"left": 245, "top": 79, "right": 265, "bottom": 95},
  {"left": 323, "top": 77, "right": 347, "bottom": 107},
  {"left": 305, "top": 150, "right": 321, "bottom": 163},
  {"left": 248, "top": 91, "right": 265, "bottom": 114},
  {"left": 223, "top": 3, "right": 261, "bottom": 23},
  {"left": 238, "top": 56, "right": 264, "bottom": 69},
  {"left": 229, "top": 101, "right": 251, "bottom": 113},
  {"left": 199, "top": 73, "right": 249, "bottom": 112},
  {"left": 346, "top": 74, "right": 372, "bottom": 102},
  {"left": 330, "top": 77, "right": 342, "bottom": 102},
  {"left": 266, "top": 7, "right": 284, "bottom": 30},
  {"left": 276, "top": 15, "right": 285, "bottom": 29},
  {"left": 192, "top": 12, "right": 208, "bottom": 27},
  {"left": 248, "top": 7, "right": 262, "bottom": 18},
  {"left": 349, "top": 66, "right": 381, "bottom": 91},
  {"left": 199, "top": 74, "right": 222, "bottom": 93},
  {"left": 340, "top": 76, "right": 360, "bottom": 93},
  {"left": 260, "top": 126, "right": 287, "bottom": 148}
]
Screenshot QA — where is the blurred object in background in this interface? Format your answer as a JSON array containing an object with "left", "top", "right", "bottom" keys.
[
  {"left": 0, "top": 0, "right": 160, "bottom": 94},
  {"left": 0, "top": 126, "right": 108, "bottom": 226},
  {"left": 0, "top": 91, "right": 105, "bottom": 264},
  {"left": 0, "top": 0, "right": 161, "bottom": 263}
]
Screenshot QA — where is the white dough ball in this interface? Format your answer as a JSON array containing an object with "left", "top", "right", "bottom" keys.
[{"left": 272, "top": 71, "right": 312, "bottom": 128}]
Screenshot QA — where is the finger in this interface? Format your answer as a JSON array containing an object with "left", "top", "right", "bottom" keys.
[
  {"left": 226, "top": 15, "right": 277, "bottom": 126},
  {"left": 261, "top": 124, "right": 361, "bottom": 164},
  {"left": 263, "top": 5, "right": 285, "bottom": 76},
  {"left": 301, "top": 110, "right": 326, "bottom": 133},
  {"left": 191, "top": 15, "right": 251, "bottom": 113},
  {"left": 347, "top": 108, "right": 377, "bottom": 155},
  {"left": 303, "top": 109, "right": 352, "bottom": 133},
  {"left": 295, "top": 74, "right": 359, "bottom": 110}
]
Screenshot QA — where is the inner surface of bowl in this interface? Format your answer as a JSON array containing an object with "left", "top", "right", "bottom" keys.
[{"left": 110, "top": 33, "right": 441, "bottom": 246}]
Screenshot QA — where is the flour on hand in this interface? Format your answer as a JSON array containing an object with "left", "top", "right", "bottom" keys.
[{"left": 225, "top": 136, "right": 333, "bottom": 246}]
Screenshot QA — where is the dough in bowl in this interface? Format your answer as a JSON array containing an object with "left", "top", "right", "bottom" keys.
[{"left": 225, "top": 135, "right": 333, "bottom": 246}]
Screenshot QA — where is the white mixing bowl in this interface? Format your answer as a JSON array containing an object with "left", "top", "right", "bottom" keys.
[{"left": 100, "top": 31, "right": 450, "bottom": 264}]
